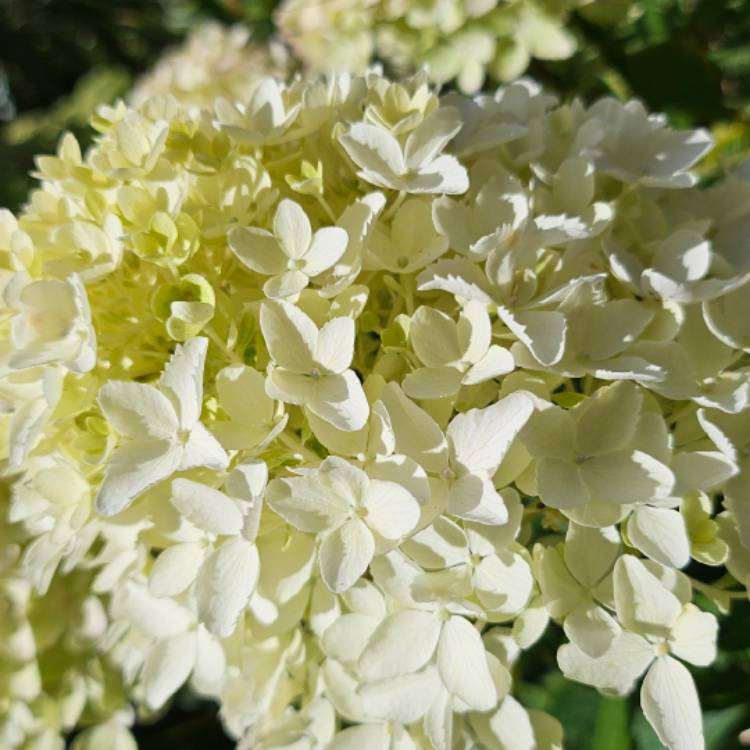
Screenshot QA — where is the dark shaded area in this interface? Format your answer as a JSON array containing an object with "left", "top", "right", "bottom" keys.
[
  {"left": 1, "top": 1, "right": 178, "bottom": 114},
  {"left": 0, "top": 0, "right": 257, "bottom": 209},
  {"left": 131, "top": 694, "right": 235, "bottom": 748},
  {"left": 66, "top": 692, "right": 235, "bottom": 748},
  {"left": 534, "top": 0, "right": 750, "bottom": 127}
]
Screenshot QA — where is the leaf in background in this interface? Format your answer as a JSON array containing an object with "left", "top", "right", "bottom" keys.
[
  {"left": 518, "top": 672, "right": 627, "bottom": 750},
  {"left": 3, "top": 67, "right": 130, "bottom": 146},
  {"left": 704, "top": 705, "right": 750, "bottom": 749},
  {"left": 631, "top": 709, "right": 666, "bottom": 750},
  {"left": 614, "top": 39, "right": 728, "bottom": 126},
  {"left": 592, "top": 696, "right": 632, "bottom": 750}
]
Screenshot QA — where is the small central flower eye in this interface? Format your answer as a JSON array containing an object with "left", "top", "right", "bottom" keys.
[{"left": 310, "top": 367, "right": 321, "bottom": 379}]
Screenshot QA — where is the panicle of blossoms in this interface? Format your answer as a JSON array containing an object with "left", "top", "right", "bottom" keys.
[
  {"left": 275, "top": 0, "right": 636, "bottom": 94},
  {"left": 0, "top": 66, "right": 749, "bottom": 750},
  {"left": 0, "top": 507, "right": 136, "bottom": 750},
  {"left": 130, "top": 22, "right": 290, "bottom": 109}
]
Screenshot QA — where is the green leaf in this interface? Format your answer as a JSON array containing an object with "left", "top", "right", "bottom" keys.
[
  {"left": 592, "top": 697, "right": 631, "bottom": 750},
  {"left": 517, "top": 673, "right": 626, "bottom": 750},
  {"left": 632, "top": 709, "right": 665, "bottom": 750},
  {"left": 704, "top": 705, "right": 749, "bottom": 749}
]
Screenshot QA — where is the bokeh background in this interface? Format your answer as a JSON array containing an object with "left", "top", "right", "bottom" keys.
[{"left": 1, "top": 0, "right": 749, "bottom": 747}]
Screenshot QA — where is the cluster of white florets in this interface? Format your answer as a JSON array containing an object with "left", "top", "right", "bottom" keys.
[
  {"left": 1, "top": 68, "right": 749, "bottom": 750},
  {"left": 130, "top": 22, "right": 289, "bottom": 109},
  {"left": 275, "top": 0, "right": 634, "bottom": 93}
]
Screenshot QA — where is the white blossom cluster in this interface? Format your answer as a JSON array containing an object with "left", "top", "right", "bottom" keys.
[
  {"left": 130, "top": 22, "right": 289, "bottom": 109},
  {"left": 1, "top": 69, "right": 750, "bottom": 750},
  {"left": 275, "top": 0, "right": 634, "bottom": 93}
]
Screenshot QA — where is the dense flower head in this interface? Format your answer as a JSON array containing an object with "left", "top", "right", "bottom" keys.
[
  {"left": 130, "top": 22, "right": 289, "bottom": 109},
  {"left": 1, "top": 66, "right": 749, "bottom": 750},
  {"left": 276, "top": 0, "right": 636, "bottom": 93}
]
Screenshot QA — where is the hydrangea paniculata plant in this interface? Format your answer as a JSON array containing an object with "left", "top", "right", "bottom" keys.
[
  {"left": 276, "top": 0, "right": 635, "bottom": 93},
  {"left": 1, "top": 68, "right": 749, "bottom": 750}
]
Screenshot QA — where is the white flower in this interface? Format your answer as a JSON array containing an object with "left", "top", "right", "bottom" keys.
[
  {"left": 373, "top": 385, "right": 532, "bottom": 524},
  {"left": 432, "top": 172, "right": 529, "bottom": 260},
  {"left": 149, "top": 462, "right": 265, "bottom": 637},
  {"left": 609, "top": 229, "right": 750, "bottom": 305},
  {"left": 267, "top": 456, "right": 421, "bottom": 592},
  {"left": 587, "top": 99, "right": 712, "bottom": 188},
  {"left": 328, "top": 722, "right": 417, "bottom": 750},
  {"left": 0, "top": 366, "right": 63, "bottom": 468},
  {"left": 130, "top": 22, "right": 288, "bottom": 109},
  {"left": 704, "top": 280, "right": 750, "bottom": 352},
  {"left": 559, "top": 556, "right": 718, "bottom": 750},
  {"left": 95, "top": 337, "right": 228, "bottom": 516},
  {"left": 416, "top": 260, "right": 606, "bottom": 370},
  {"left": 49, "top": 214, "right": 124, "bottom": 281},
  {"left": 534, "top": 523, "right": 621, "bottom": 655},
  {"left": 250, "top": 524, "right": 316, "bottom": 632},
  {"left": 91, "top": 110, "right": 170, "bottom": 178},
  {"left": 261, "top": 300, "right": 370, "bottom": 431},
  {"left": 698, "top": 406, "right": 750, "bottom": 548},
  {"left": 5, "top": 273, "right": 96, "bottom": 374},
  {"left": 403, "top": 300, "right": 514, "bottom": 399},
  {"left": 110, "top": 581, "right": 226, "bottom": 710},
  {"left": 716, "top": 512, "right": 750, "bottom": 591},
  {"left": 229, "top": 199, "right": 348, "bottom": 299},
  {"left": 471, "top": 694, "right": 563, "bottom": 750},
  {"left": 215, "top": 78, "right": 300, "bottom": 145},
  {"left": 404, "top": 504, "right": 534, "bottom": 619},
  {"left": 2, "top": 65, "right": 745, "bottom": 750},
  {"left": 365, "top": 197, "right": 448, "bottom": 274},
  {"left": 552, "top": 298, "right": 661, "bottom": 382},
  {"left": 10, "top": 455, "right": 93, "bottom": 593},
  {"left": 521, "top": 381, "right": 675, "bottom": 509},
  {"left": 339, "top": 107, "right": 469, "bottom": 194},
  {"left": 70, "top": 719, "right": 137, "bottom": 750},
  {"left": 358, "top": 606, "right": 499, "bottom": 716},
  {"left": 212, "top": 364, "right": 288, "bottom": 451}
]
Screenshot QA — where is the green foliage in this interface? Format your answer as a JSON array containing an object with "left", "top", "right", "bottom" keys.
[
  {"left": 0, "top": 0, "right": 251, "bottom": 209},
  {"left": 534, "top": 0, "right": 750, "bottom": 125},
  {"left": 4, "top": 68, "right": 132, "bottom": 147}
]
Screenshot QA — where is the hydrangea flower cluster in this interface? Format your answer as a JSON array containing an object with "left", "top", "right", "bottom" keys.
[
  {"left": 130, "top": 22, "right": 289, "bottom": 109},
  {"left": 275, "top": 0, "right": 634, "bottom": 93},
  {"left": 2, "top": 68, "right": 750, "bottom": 750}
]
